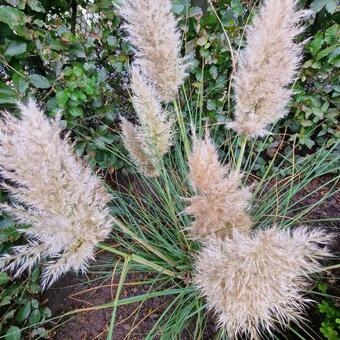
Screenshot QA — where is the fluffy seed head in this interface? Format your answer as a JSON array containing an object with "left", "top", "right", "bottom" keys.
[
  {"left": 120, "top": 117, "right": 158, "bottom": 177},
  {"left": 120, "top": 0, "right": 188, "bottom": 102},
  {"left": 186, "top": 134, "right": 251, "bottom": 238},
  {"left": 121, "top": 66, "right": 173, "bottom": 177},
  {"left": 0, "top": 100, "right": 112, "bottom": 288},
  {"left": 228, "top": 0, "right": 311, "bottom": 137},
  {"left": 194, "top": 227, "right": 334, "bottom": 339}
]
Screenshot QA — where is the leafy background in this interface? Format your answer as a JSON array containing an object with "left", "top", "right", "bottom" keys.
[{"left": 0, "top": 0, "right": 339, "bottom": 338}]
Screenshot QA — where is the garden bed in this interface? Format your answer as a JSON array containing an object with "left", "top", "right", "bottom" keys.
[{"left": 44, "top": 174, "right": 339, "bottom": 339}]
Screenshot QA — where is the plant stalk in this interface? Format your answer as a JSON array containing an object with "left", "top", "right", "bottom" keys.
[
  {"left": 236, "top": 134, "right": 247, "bottom": 172},
  {"left": 97, "top": 243, "right": 184, "bottom": 280}
]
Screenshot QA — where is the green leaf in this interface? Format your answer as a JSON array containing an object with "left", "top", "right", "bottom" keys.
[
  {"left": 316, "top": 44, "right": 338, "bottom": 61},
  {"left": 4, "top": 41, "right": 27, "bottom": 56},
  {"left": 27, "top": 0, "right": 45, "bottom": 12},
  {"left": 28, "top": 74, "right": 51, "bottom": 89},
  {"left": 0, "top": 6, "right": 28, "bottom": 38},
  {"left": 325, "top": 24, "right": 339, "bottom": 45},
  {"left": 56, "top": 91, "right": 69, "bottom": 106},
  {"left": 16, "top": 302, "right": 31, "bottom": 322},
  {"left": 0, "top": 272, "right": 10, "bottom": 285},
  {"left": 12, "top": 73, "right": 29, "bottom": 95},
  {"left": 210, "top": 65, "right": 218, "bottom": 80},
  {"left": 325, "top": 0, "right": 337, "bottom": 13},
  {"left": 309, "top": 32, "right": 324, "bottom": 57},
  {"left": 70, "top": 107, "right": 83, "bottom": 117},
  {"left": 172, "top": 2, "right": 184, "bottom": 15},
  {"left": 5, "top": 326, "right": 21, "bottom": 340},
  {"left": 0, "top": 295, "right": 12, "bottom": 306},
  {"left": 29, "top": 309, "right": 41, "bottom": 325},
  {"left": 107, "top": 35, "right": 118, "bottom": 47},
  {"left": 310, "top": 0, "right": 328, "bottom": 12},
  {"left": 0, "top": 82, "right": 17, "bottom": 104}
]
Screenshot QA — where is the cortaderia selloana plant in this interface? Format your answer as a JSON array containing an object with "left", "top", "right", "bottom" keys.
[{"left": 0, "top": 0, "right": 338, "bottom": 339}]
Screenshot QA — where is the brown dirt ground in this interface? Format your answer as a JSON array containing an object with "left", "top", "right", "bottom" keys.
[{"left": 43, "top": 175, "right": 339, "bottom": 340}]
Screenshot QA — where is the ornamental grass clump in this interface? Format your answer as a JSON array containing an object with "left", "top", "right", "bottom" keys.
[
  {"left": 120, "top": 66, "right": 173, "bottom": 177},
  {"left": 186, "top": 133, "right": 251, "bottom": 238},
  {"left": 0, "top": 100, "right": 112, "bottom": 288},
  {"left": 120, "top": 0, "right": 188, "bottom": 102},
  {"left": 0, "top": 0, "right": 337, "bottom": 338},
  {"left": 228, "top": 0, "right": 311, "bottom": 137},
  {"left": 194, "top": 227, "right": 334, "bottom": 339}
]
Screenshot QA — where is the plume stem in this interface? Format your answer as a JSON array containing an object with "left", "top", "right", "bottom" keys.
[
  {"left": 97, "top": 243, "right": 184, "bottom": 279},
  {"left": 173, "top": 99, "right": 190, "bottom": 158},
  {"left": 111, "top": 216, "right": 175, "bottom": 267},
  {"left": 236, "top": 135, "right": 247, "bottom": 172}
]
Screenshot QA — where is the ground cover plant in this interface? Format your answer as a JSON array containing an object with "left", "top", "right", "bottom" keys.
[{"left": 0, "top": 0, "right": 339, "bottom": 339}]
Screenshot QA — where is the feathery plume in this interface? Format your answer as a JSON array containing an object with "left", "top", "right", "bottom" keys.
[
  {"left": 186, "top": 134, "right": 251, "bottom": 238},
  {"left": 120, "top": 0, "right": 188, "bottom": 102},
  {"left": 120, "top": 117, "right": 158, "bottom": 177},
  {"left": 228, "top": 0, "right": 310, "bottom": 137},
  {"left": 121, "top": 66, "right": 173, "bottom": 177},
  {"left": 194, "top": 227, "right": 333, "bottom": 339},
  {"left": 0, "top": 100, "right": 112, "bottom": 288}
]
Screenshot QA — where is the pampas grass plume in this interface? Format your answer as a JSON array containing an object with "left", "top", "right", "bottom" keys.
[
  {"left": 229, "top": 0, "right": 311, "bottom": 137},
  {"left": 194, "top": 227, "right": 333, "bottom": 339},
  {"left": 120, "top": 0, "right": 188, "bottom": 102},
  {"left": 186, "top": 134, "right": 251, "bottom": 238},
  {"left": 0, "top": 100, "right": 112, "bottom": 288},
  {"left": 121, "top": 66, "right": 173, "bottom": 177}
]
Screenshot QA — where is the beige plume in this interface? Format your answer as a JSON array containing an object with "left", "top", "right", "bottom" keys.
[
  {"left": 121, "top": 66, "right": 173, "bottom": 177},
  {"left": 229, "top": 0, "right": 311, "bottom": 137},
  {"left": 0, "top": 100, "right": 112, "bottom": 288},
  {"left": 120, "top": 0, "right": 188, "bottom": 102},
  {"left": 186, "top": 134, "right": 251, "bottom": 238},
  {"left": 194, "top": 227, "right": 333, "bottom": 339}
]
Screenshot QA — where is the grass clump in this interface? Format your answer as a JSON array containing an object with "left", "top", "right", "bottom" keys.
[{"left": 0, "top": 0, "right": 338, "bottom": 339}]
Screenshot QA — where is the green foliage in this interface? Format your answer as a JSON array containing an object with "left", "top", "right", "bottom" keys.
[
  {"left": 0, "top": 194, "right": 51, "bottom": 339},
  {"left": 0, "top": 0, "right": 130, "bottom": 173},
  {"left": 290, "top": 23, "right": 339, "bottom": 151},
  {"left": 317, "top": 283, "right": 340, "bottom": 340}
]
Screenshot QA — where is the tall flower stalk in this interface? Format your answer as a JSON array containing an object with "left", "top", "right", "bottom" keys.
[
  {"left": 120, "top": 0, "right": 188, "bottom": 103},
  {"left": 121, "top": 66, "right": 174, "bottom": 177},
  {"left": 0, "top": 100, "right": 112, "bottom": 288},
  {"left": 228, "top": 0, "right": 310, "bottom": 138},
  {"left": 186, "top": 133, "right": 251, "bottom": 238}
]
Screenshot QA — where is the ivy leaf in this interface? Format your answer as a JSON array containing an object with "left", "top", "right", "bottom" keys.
[
  {"left": 16, "top": 302, "right": 31, "bottom": 322},
  {"left": 28, "top": 74, "right": 51, "bottom": 89},
  {"left": 4, "top": 41, "right": 26, "bottom": 56},
  {"left": 28, "top": 0, "right": 45, "bottom": 13},
  {"left": 5, "top": 326, "right": 21, "bottom": 340},
  {"left": 29, "top": 309, "right": 41, "bottom": 325}
]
